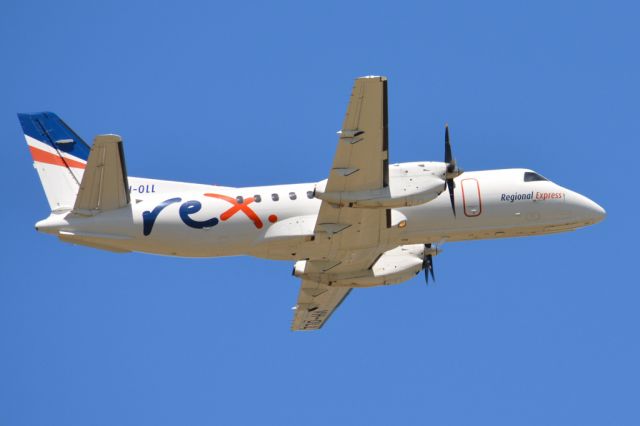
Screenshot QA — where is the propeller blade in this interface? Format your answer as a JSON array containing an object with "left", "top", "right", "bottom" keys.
[
  {"left": 444, "top": 124, "right": 458, "bottom": 216},
  {"left": 423, "top": 244, "right": 436, "bottom": 285},
  {"left": 445, "top": 124, "right": 452, "bottom": 164},
  {"left": 447, "top": 179, "right": 456, "bottom": 217},
  {"left": 423, "top": 255, "right": 435, "bottom": 284}
]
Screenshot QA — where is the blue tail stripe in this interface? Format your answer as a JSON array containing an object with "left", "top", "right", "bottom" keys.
[{"left": 18, "top": 112, "right": 90, "bottom": 161}]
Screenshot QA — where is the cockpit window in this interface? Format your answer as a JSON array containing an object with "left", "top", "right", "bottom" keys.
[{"left": 524, "top": 172, "right": 548, "bottom": 182}]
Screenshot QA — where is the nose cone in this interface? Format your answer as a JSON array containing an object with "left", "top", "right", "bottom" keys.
[{"left": 571, "top": 192, "right": 606, "bottom": 225}]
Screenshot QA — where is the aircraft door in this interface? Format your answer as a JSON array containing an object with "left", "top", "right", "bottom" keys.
[{"left": 461, "top": 178, "right": 482, "bottom": 217}]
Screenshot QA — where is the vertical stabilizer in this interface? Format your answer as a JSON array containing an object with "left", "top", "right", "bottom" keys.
[{"left": 18, "top": 112, "right": 90, "bottom": 211}]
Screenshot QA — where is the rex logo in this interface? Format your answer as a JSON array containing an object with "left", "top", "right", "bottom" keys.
[{"left": 142, "top": 193, "right": 266, "bottom": 236}]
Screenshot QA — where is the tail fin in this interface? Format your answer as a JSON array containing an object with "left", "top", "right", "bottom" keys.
[{"left": 18, "top": 112, "right": 90, "bottom": 211}]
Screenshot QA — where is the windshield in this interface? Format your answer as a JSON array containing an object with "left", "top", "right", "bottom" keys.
[{"left": 524, "top": 172, "right": 548, "bottom": 182}]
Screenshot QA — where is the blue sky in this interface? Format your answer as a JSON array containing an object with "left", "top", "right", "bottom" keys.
[{"left": 1, "top": 1, "right": 638, "bottom": 425}]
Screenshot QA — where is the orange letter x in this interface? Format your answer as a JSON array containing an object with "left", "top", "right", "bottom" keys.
[{"left": 203, "top": 193, "right": 264, "bottom": 229}]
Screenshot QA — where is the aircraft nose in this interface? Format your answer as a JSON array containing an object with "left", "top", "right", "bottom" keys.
[{"left": 571, "top": 192, "right": 606, "bottom": 224}]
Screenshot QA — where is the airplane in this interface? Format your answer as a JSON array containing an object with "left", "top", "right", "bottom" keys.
[{"left": 19, "top": 76, "right": 606, "bottom": 331}]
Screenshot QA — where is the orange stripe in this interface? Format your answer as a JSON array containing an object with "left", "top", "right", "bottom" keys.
[{"left": 29, "top": 146, "right": 86, "bottom": 169}]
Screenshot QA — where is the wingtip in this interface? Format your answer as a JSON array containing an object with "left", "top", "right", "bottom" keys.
[{"left": 357, "top": 75, "right": 387, "bottom": 81}]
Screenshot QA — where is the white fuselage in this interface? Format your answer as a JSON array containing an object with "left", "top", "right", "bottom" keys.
[
  {"left": 35, "top": 163, "right": 605, "bottom": 263},
  {"left": 19, "top": 97, "right": 607, "bottom": 329}
]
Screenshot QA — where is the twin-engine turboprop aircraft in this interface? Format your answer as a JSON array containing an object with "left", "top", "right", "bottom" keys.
[{"left": 19, "top": 76, "right": 605, "bottom": 331}]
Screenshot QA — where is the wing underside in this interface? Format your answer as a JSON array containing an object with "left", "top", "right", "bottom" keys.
[
  {"left": 291, "top": 280, "right": 352, "bottom": 331},
  {"left": 324, "top": 75, "right": 388, "bottom": 193},
  {"left": 291, "top": 76, "right": 391, "bottom": 331}
]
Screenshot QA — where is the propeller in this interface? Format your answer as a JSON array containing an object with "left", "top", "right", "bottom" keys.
[
  {"left": 444, "top": 124, "right": 463, "bottom": 216},
  {"left": 423, "top": 243, "right": 436, "bottom": 285}
]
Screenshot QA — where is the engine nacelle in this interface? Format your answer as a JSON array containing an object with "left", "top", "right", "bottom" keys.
[
  {"left": 294, "top": 244, "right": 429, "bottom": 288},
  {"left": 314, "top": 162, "right": 447, "bottom": 208}
]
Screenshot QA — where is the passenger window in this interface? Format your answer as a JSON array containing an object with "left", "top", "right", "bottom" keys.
[
  {"left": 524, "top": 172, "right": 548, "bottom": 182},
  {"left": 289, "top": 192, "right": 297, "bottom": 200},
  {"left": 307, "top": 191, "right": 314, "bottom": 199},
  {"left": 254, "top": 195, "right": 261, "bottom": 203},
  {"left": 272, "top": 193, "right": 279, "bottom": 201},
  {"left": 235, "top": 196, "right": 244, "bottom": 204}
]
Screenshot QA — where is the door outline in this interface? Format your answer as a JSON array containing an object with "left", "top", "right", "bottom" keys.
[{"left": 461, "top": 178, "right": 482, "bottom": 217}]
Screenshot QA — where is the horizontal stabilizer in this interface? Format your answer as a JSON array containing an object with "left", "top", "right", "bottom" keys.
[
  {"left": 58, "top": 230, "right": 132, "bottom": 253},
  {"left": 73, "top": 134, "right": 130, "bottom": 214}
]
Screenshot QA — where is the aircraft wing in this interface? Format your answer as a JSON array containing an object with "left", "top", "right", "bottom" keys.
[
  {"left": 324, "top": 75, "right": 389, "bottom": 193},
  {"left": 313, "top": 75, "right": 390, "bottom": 270},
  {"left": 291, "top": 76, "right": 391, "bottom": 331},
  {"left": 73, "top": 134, "right": 130, "bottom": 213},
  {"left": 291, "top": 280, "right": 352, "bottom": 331}
]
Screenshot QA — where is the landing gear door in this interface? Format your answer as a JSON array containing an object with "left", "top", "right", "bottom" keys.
[{"left": 461, "top": 178, "right": 482, "bottom": 217}]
